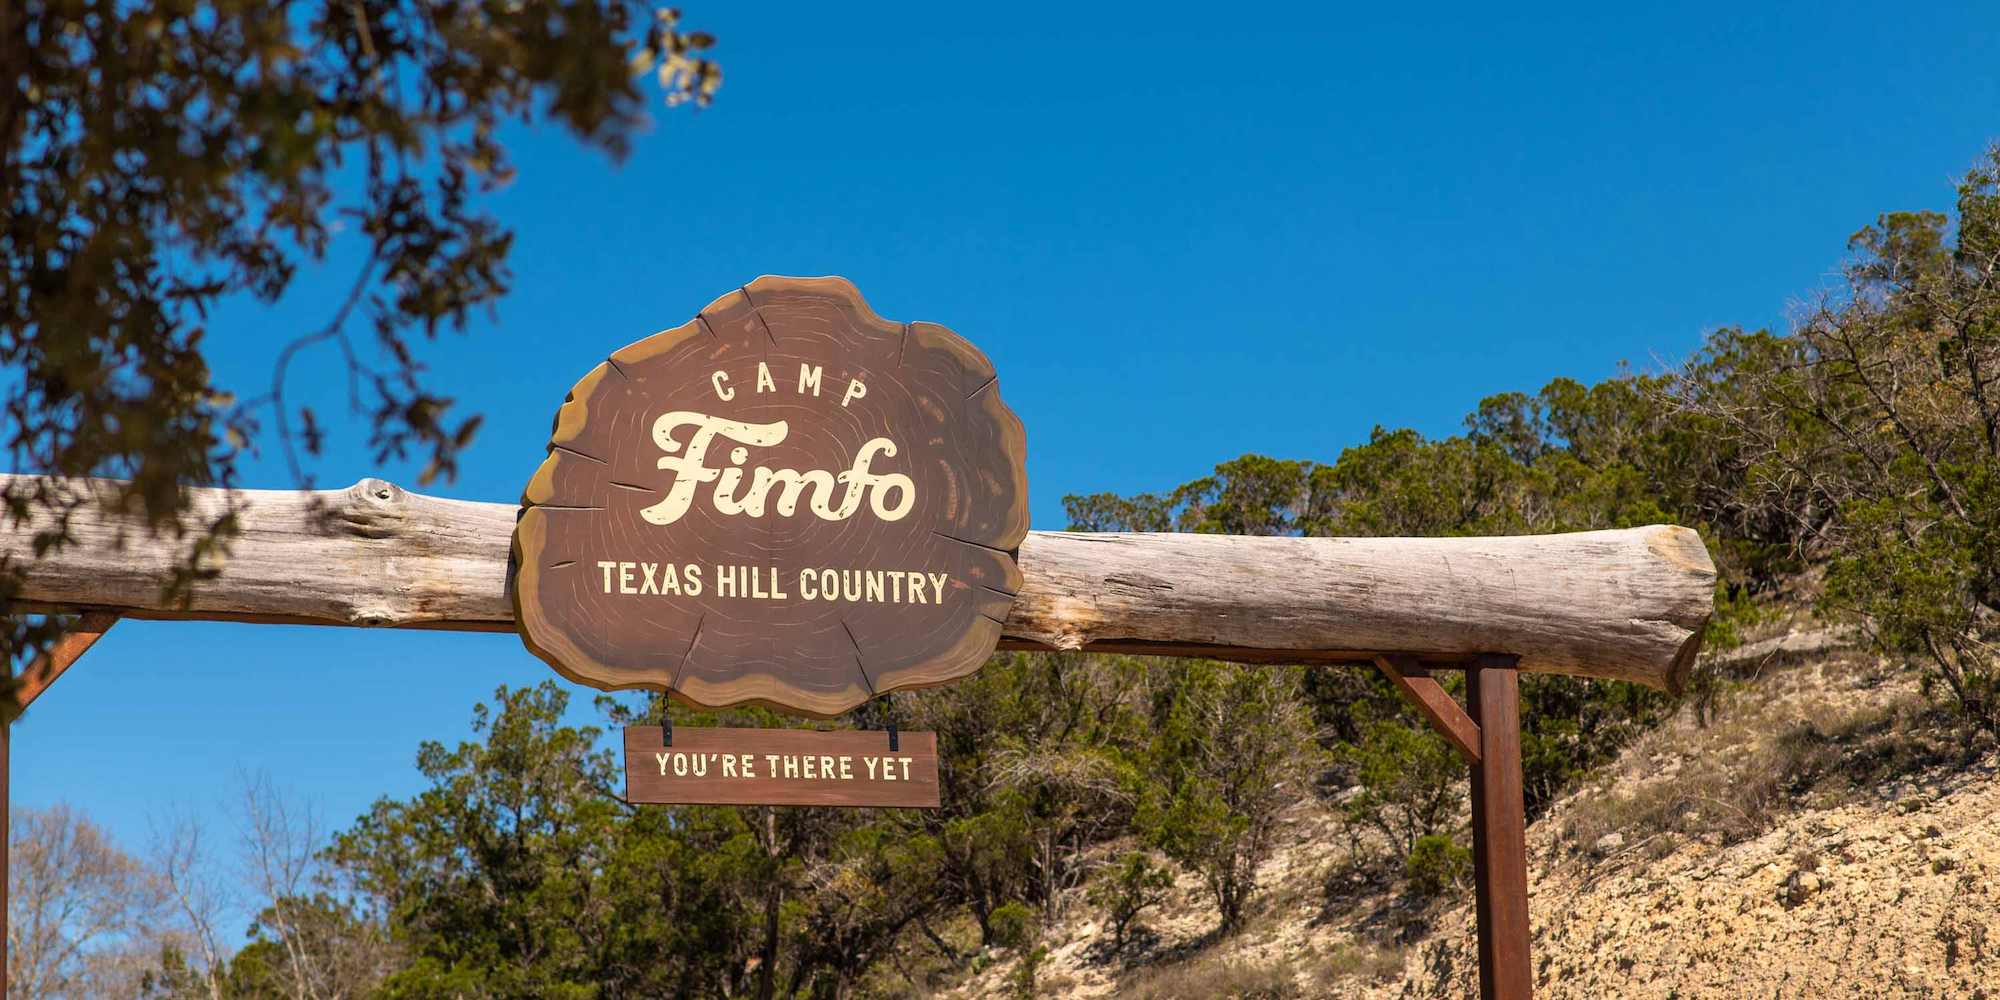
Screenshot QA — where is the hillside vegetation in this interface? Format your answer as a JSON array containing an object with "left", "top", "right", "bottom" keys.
[
  {"left": 946, "top": 625, "right": 1999, "bottom": 998},
  {"left": 14, "top": 148, "right": 2000, "bottom": 998}
]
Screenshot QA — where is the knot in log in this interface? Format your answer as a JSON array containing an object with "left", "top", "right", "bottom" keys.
[{"left": 334, "top": 478, "right": 409, "bottom": 540}]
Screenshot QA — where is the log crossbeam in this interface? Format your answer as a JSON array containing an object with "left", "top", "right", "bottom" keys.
[{"left": 0, "top": 475, "right": 1716, "bottom": 694}]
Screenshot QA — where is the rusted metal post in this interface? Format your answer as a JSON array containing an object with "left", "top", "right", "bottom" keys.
[
  {"left": 3, "top": 711, "right": 9, "bottom": 1000},
  {"left": 1467, "top": 654, "right": 1533, "bottom": 1000},
  {"left": 1378, "top": 653, "right": 1534, "bottom": 998},
  {"left": 5, "top": 613, "right": 119, "bottom": 997}
]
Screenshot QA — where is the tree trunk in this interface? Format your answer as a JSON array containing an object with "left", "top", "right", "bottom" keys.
[
  {"left": 0, "top": 475, "right": 1715, "bottom": 691},
  {"left": 755, "top": 810, "right": 781, "bottom": 1000}
]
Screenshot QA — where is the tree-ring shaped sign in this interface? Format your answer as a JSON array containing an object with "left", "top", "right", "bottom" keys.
[{"left": 512, "top": 276, "right": 1028, "bottom": 717}]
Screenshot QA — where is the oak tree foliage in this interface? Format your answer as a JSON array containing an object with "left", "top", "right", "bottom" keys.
[{"left": 0, "top": 0, "right": 718, "bottom": 701}]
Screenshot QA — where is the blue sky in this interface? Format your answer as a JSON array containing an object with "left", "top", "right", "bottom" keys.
[{"left": 16, "top": 0, "right": 1999, "bottom": 934}]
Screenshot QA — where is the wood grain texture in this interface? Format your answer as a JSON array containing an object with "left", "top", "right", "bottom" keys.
[
  {"left": 512, "top": 276, "right": 1028, "bottom": 715},
  {"left": 0, "top": 476, "right": 1716, "bottom": 692},
  {"left": 622, "top": 727, "right": 939, "bottom": 808}
]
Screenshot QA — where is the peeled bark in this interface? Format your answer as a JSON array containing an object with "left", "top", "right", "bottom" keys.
[{"left": 0, "top": 475, "right": 1714, "bottom": 691}]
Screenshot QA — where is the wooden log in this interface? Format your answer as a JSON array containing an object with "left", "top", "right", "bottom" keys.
[{"left": 0, "top": 475, "right": 1715, "bottom": 692}]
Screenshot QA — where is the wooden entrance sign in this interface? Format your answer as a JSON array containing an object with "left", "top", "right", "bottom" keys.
[
  {"left": 512, "top": 276, "right": 1029, "bottom": 716},
  {"left": 5, "top": 477, "right": 1717, "bottom": 1000},
  {"left": 623, "top": 727, "right": 941, "bottom": 808}
]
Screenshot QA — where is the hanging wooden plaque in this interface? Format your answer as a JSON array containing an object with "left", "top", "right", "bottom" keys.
[
  {"left": 513, "top": 276, "right": 1028, "bottom": 717},
  {"left": 622, "top": 727, "right": 941, "bottom": 808}
]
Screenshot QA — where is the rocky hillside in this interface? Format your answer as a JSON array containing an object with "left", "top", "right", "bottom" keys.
[{"left": 938, "top": 633, "right": 2000, "bottom": 998}]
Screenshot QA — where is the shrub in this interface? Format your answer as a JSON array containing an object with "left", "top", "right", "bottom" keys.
[
  {"left": 1404, "top": 834, "right": 1471, "bottom": 897},
  {"left": 1138, "top": 661, "right": 1321, "bottom": 931},
  {"left": 987, "top": 900, "right": 1038, "bottom": 951},
  {"left": 1088, "top": 851, "right": 1174, "bottom": 948},
  {"left": 1335, "top": 714, "right": 1462, "bottom": 859}
]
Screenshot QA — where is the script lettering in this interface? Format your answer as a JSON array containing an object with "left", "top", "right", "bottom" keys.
[{"left": 638, "top": 411, "right": 916, "bottom": 527}]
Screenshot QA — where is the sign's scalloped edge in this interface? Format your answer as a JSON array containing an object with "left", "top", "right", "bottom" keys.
[{"left": 510, "top": 275, "right": 1028, "bottom": 718}]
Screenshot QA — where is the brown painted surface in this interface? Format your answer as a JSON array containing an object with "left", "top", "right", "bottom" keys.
[
  {"left": 1468, "top": 656, "right": 1534, "bottom": 1000},
  {"left": 3, "top": 694, "right": 9, "bottom": 1000},
  {"left": 14, "top": 611, "right": 118, "bottom": 711},
  {"left": 6, "top": 611, "right": 119, "bottom": 997},
  {"left": 622, "top": 726, "right": 940, "bottom": 808},
  {"left": 514, "top": 276, "right": 1028, "bottom": 716},
  {"left": 1372, "top": 654, "right": 1480, "bottom": 764}
]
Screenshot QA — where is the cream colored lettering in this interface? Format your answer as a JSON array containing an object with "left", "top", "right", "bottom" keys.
[
  {"left": 639, "top": 412, "right": 916, "bottom": 526},
  {"left": 798, "top": 363, "right": 823, "bottom": 396},
  {"left": 711, "top": 369, "right": 735, "bottom": 401},
  {"left": 841, "top": 378, "right": 867, "bottom": 407},
  {"left": 747, "top": 566, "right": 784, "bottom": 599},
  {"left": 928, "top": 571, "right": 947, "bottom": 603},
  {"left": 756, "top": 362, "right": 776, "bottom": 393},
  {"left": 640, "top": 412, "right": 785, "bottom": 525},
  {"left": 747, "top": 467, "right": 839, "bottom": 518},
  {"left": 711, "top": 446, "right": 755, "bottom": 516},
  {"left": 659, "top": 750, "right": 887, "bottom": 783}
]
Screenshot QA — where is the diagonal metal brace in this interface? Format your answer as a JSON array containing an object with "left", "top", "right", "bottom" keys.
[
  {"left": 13, "top": 611, "right": 119, "bottom": 711},
  {"left": 1372, "top": 653, "right": 1481, "bottom": 764}
]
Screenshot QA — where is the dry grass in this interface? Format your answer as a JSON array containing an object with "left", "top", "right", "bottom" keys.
[
  {"left": 1554, "top": 657, "right": 1964, "bottom": 859},
  {"left": 1112, "top": 938, "right": 1405, "bottom": 1000},
  {"left": 1309, "top": 940, "right": 1407, "bottom": 986},
  {"left": 1118, "top": 955, "right": 1302, "bottom": 1000}
]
